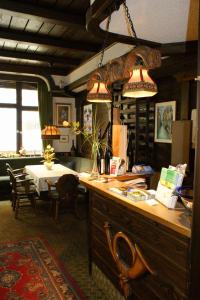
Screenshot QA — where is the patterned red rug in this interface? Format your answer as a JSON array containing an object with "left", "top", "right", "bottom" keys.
[{"left": 0, "top": 237, "right": 87, "bottom": 300}]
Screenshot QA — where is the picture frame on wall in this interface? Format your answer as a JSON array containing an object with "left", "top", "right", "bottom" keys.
[
  {"left": 154, "top": 101, "right": 176, "bottom": 143},
  {"left": 56, "top": 103, "right": 71, "bottom": 127},
  {"left": 83, "top": 104, "right": 92, "bottom": 133}
]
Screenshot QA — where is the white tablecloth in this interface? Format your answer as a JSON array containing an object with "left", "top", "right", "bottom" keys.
[{"left": 25, "top": 164, "right": 78, "bottom": 193}]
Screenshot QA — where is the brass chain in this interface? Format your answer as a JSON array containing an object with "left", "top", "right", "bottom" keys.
[
  {"left": 98, "top": 13, "right": 111, "bottom": 68},
  {"left": 122, "top": 1, "right": 137, "bottom": 39}
]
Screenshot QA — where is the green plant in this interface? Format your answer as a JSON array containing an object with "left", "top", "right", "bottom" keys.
[
  {"left": 70, "top": 110, "right": 104, "bottom": 158},
  {"left": 42, "top": 144, "right": 55, "bottom": 163}
]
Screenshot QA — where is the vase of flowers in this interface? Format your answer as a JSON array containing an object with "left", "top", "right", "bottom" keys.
[
  {"left": 42, "top": 144, "right": 55, "bottom": 170},
  {"left": 70, "top": 110, "right": 104, "bottom": 179}
]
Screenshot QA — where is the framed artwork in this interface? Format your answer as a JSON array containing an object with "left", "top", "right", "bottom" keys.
[
  {"left": 154, "top": 101, "right": 176, "bottom": 143},
  {"left": 56, "top": 103, "right": 71, "bottom": 127},
  {"left": 83, "top": 104, "right": 92, "bottom": 133},
  {"left": 60, "top": 135, "right": 69, "bottom": 143}
]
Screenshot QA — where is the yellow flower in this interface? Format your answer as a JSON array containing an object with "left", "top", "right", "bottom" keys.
[{"left": 42, "top": 144, "right": 55, "bottom": 163}]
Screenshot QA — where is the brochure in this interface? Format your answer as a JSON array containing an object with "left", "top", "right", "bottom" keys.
[{"left": 155, "top": 164, "right": 186, "bottom": 208}]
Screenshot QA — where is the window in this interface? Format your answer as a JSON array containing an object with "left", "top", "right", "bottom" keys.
[
  {"left": 22, "top": 111, "right": 42, "bottom": 153},
  {"left": 0, "top": 108, "right": 16, "bottom": 152},
  {"left": 0, "top": 81, "right": 42, "bottom": 155},
  {"left": 22, "top": 89, "right": 38, "bottom": 107},
  {"left": 0, "top": 87, "right": 16, "bottom": 104}
]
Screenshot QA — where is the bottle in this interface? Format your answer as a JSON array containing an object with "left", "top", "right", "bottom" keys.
[
  {"left": 104, "top": 126, "right": 112, "bottom": 175},
  {"left": 126, "top": 132, "right": 131, "bottom": 171},
  {"left": 126, "top": 131, "right": 135, "bottom": 171},
  {"left": 70, "top": 139, "right": 76, "bottom": 156},
  {"left": 97, "top": 129, "right": 105, "bottom": 174}
]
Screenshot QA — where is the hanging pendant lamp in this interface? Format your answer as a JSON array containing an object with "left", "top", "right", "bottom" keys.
[
  {"left": 87, "top": 77, "right": 112, "bottom": 103},
  {"left": 87, "top": 14, "right": 112, "bottom": 103},
  {"left": 121, "top": 1, "right": 158, "bottom": 98},
  {"left": 122, "top": 66, "right": 158, "bottom": 98},
  {"left": 41, "top": 125, "right": 61, "bottom": 140}
]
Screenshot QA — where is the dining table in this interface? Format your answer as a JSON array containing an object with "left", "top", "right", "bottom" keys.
[{"left": 25, "top": 163, "right": 78, "bottom": 194}]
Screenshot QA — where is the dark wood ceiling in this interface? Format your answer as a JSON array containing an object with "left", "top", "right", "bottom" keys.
[
  {"left": 0, "top": 0, "right": 104, "bottom": 76},
  {"left": 0, "top": 0, "right": 198, "bottom": 91}
]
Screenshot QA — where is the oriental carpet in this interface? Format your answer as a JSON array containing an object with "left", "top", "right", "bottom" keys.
[{"left": 0, "top": 237, "right": 86, "bottom": 300}]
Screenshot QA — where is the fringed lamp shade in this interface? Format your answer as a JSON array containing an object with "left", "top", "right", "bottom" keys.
[
  {"left": 87, "top": 81, "right": 112, "bottom": 103},
  {"left": 41, "top": 125, "right": 61, "bottom": 140},
  {"left": 122, "top": 67, "right": 158, "bottom": 98}
]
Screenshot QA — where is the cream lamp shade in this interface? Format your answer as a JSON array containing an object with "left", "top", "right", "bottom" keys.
[{"left": 122, "top": 67, "right": 157, "bottom": 98}]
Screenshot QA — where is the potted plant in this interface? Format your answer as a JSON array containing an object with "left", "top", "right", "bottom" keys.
[{"left": 42, "top": 144, "right": 55, "bottom": 170}]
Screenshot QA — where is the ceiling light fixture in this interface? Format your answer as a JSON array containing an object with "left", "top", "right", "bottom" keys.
[
  {"left": 87, "top": 0, "right": 160, "bottom": 101},
  {"left": 87, "top": 14, "right": 112, "bottom": 103},
  {"left": 87, "top": 72, "right": 112, "bottom": 103},
  {"left": 121, "top": 1, "right": 158, "bottom": 98},
  {"left": 122, "top": 64, "right": 157, "bottom": 98},
  {"left": 41, "top": 125, "right": 61, "bottom": 140}
]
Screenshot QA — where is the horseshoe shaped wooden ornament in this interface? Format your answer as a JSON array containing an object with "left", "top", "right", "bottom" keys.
[{"left": 104, "top": 222, "right": 155, "bottom": 298}]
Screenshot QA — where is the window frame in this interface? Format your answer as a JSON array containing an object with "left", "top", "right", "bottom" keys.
[{"left": 0, "top": 81, "right": 39, "bottom": 153}]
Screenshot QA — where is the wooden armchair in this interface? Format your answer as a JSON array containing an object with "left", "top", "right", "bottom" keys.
[
  {"left": 6, "top": 162, "right": 26, "bottom": 176},
  {"left": 7, "top": 168, "right": 38, "bottom": 218},
  {"left": 46, "top": 174, "right": 81, "bottom": 221}
]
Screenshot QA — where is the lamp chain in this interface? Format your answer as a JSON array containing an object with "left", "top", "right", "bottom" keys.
[
  {"left": 122, "top": 1, "right": 137, "bottom": 39},
  {"left": 98, "top": 13, "right": 111, "bottom": 68}
]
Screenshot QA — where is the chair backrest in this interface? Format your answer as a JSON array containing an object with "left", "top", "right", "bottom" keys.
[
  {"left": 7, "top": 168, "right": 17, "bottom": 190},
  {"left": 7, "top": 167, "right": 34, "bottom": 194},
  {"left": 56, "top": 174, "right": 79, "bottom": 198},
  {"left": 6, "top": 162, "right": 13, "bottom": 171}
]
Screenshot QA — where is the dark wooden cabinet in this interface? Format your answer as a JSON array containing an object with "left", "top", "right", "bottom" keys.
[
  {"left": 113, "top": 93, "right": 155, "bottom": 166},
  {"left": 135, "top": 99, "right": 155, "bottom": 165},
  {"left": 90, "top": 190, "right": 190, "bottom": 300}
]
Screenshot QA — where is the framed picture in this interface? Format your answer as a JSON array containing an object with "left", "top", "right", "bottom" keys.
[
  {"left": 83, "top": 104, "right": 92, "bottom": 133},
  {"left": 56, "top": 103, "right": 71, "bottom": 127},
  {"left": 155, "top": 101, "right": 176, "bottom": 143},
  {"left": 60, "top": 135, "right": 69, "bottom": 143}
]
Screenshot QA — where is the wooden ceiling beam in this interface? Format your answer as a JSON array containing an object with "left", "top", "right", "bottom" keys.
[
  {"left": 66, "top": 51, "right": 198, "bottom": 91},
  {"left": 161, "top": 41, "right": 198, "bottom": 56},
  {"left": 151, "top": 53, "right": 197, "bottom": 79},
  {"left": 0, "top": 49, "right": 80, "bottom": 66},
  {"left": 0, "top": 0, "right": 85, "bottom": 27},
  {"left": 0, "top": 28, "right": 100, "bottom": 52},
  {"left": 0, "top": 62, "right": 69, "bottom": 75},
  {"left": 89, "top": 0, "right": 124, "bottom": 20}
]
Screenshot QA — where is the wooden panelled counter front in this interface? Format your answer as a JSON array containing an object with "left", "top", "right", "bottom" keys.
[{"left": 80, "top": 177, "right": 191, "bottom": 300}]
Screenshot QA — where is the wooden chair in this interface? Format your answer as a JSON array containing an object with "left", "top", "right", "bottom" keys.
[
  {"left": 46, "top": 174, "right": 81, "bottom": 221},
  {"left": 6, "top": 162, "right": 25, "bottom": 176},
  {"left": 6, "top": 162, "right": 32, "bottom": 208},
  {"left": 7, "top": 168, "right": 38, "bottom": 218}
]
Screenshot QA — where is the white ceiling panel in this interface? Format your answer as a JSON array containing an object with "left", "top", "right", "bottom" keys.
[{"left": 101, "top": 0, "right": 198, "bottom": 43}]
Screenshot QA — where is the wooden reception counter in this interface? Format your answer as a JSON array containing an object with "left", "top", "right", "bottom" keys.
[{"left": 80, "top": 175, "right": 191, "bottom": 300}]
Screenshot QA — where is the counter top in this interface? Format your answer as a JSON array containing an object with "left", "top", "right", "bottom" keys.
[{"left": 79, "top": 176, "right": 191, "bottom": 238}]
